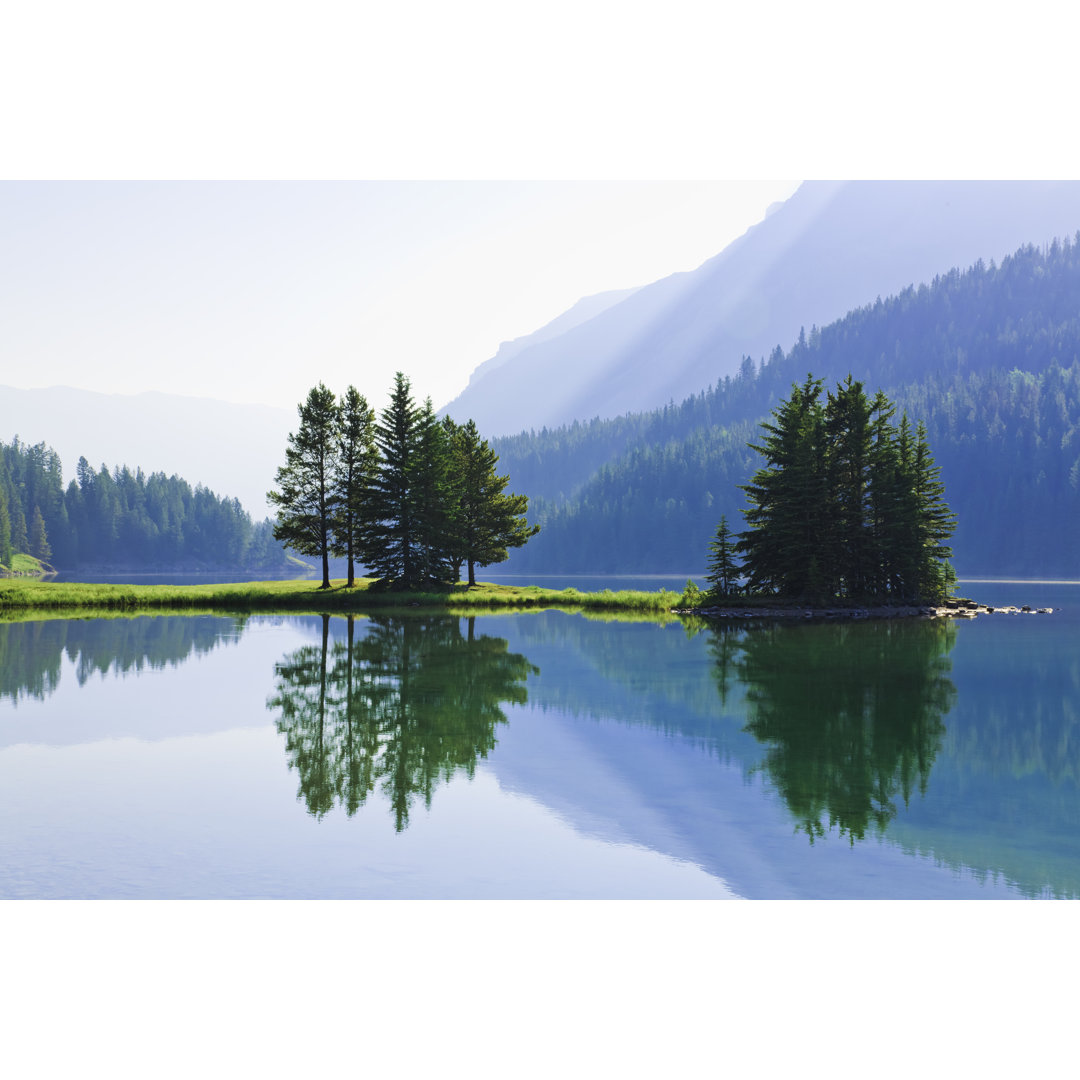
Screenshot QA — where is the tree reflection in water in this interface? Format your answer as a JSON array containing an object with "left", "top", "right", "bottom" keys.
[
  {"left": 267, "top": 614, "right": 538, "bottom": 830},
  {"left": 711, "top": 618, "right": 957, "bottom": 843}
]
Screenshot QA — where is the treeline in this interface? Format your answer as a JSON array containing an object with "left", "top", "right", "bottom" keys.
[
  {"left": 0, "top": 614, "right": 244, "bottom": 708},
  {"left": 0, "top": 438, "right": 291, "bottom": 571},
  {"left": 497, "top": 237, "right": 1080, "bottom": 576},
  {"left": 271, "top": 374, "right": 537, "bottom": 589}
]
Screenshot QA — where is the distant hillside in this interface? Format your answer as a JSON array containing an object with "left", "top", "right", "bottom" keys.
[
  {"left": 446, "top": 181, "right": 1080, "bottom": 436},
  {"left": 0, "top": 386, "right": 294, "bottom": 518},
  {"left": 495, "top": 238, "right": 1080, "bottom": 577}
]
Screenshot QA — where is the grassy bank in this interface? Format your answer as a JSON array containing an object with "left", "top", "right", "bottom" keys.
[{"left": 0, "top": 577, "right": 681, "bottom": 618}]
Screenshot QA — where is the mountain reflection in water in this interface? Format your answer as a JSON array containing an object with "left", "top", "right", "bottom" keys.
[{"left": 267, "top": 614, "right": 538, "bottom": 830}]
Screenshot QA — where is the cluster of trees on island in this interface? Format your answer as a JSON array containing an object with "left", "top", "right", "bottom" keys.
[
  {"left": 0, "top": 437, "right": 290, "bottom": 572},
  {"left": 692, "top": 375, "right": 956, "bottom": 606},
  {"left": 270, "top": 373, "right": 538, "bottom": 589}
]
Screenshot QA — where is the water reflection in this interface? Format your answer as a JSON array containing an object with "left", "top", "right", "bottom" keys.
[
  {"left": 711, "top": 619, "right": 957, "bottom": 843},
  {"left": 267, "top": 614, "right": 538, "bottom": 830},
  {"left": 0, "top": 614, "right": 246, "bottom": 707}
]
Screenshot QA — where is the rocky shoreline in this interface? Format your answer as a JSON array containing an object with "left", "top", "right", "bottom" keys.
[{"left": 676, "top": 599, "right": 1054, "bottom": 620}]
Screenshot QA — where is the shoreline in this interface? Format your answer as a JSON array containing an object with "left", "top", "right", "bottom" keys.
[
  {"left": 0, "top": 578, "right": 680, "bottom": 618},
  {"left": 679, "top": 601, "right": 1054, "bottom": 620},
  {"left": 0, "top": 577, "right": 1055, "bottom": 622}
]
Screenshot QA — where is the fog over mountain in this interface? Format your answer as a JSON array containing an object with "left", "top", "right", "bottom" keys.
[
  {"left": 0, "top": 386, "right": 293, "bottom": 518},
  {"left": 443, "top": 181, "right": 1080, "bottom": 435}
]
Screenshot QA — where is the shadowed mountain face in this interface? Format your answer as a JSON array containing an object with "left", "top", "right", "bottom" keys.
[{"left": 443, "top": 181, "right": 1080, "bottom": 436}]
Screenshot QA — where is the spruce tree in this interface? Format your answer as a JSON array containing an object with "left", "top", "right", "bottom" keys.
[
  {"left": 446, "top": 418, "right": 539, "bottom": 587},
  {"left": 412, "top": 399, "right": 457, "bottom": 585},
  {"left": 909, "top": 421, "right": 957, "bottom": 603},
  {"left": 705, "top": 515, "right": 740, "bottom": 598},
  {"left": 824, "top": 376, "right": 873, "bottom": 598},
  {"left": 366, "top": 373, "right": 426, "bottom": 587},
  {"left": 737, "top": 375, "right": 828, "bottom": 599},
  {"left": 0, "top": 489, "right": 11, "bottom": 567},
  {"left": 269, "top": 383, "right": 340, "bottom": 589},
  {"left": 29, "top": 505, "right": 51, "bottom": 563},
  {"left": 332, "top": 386, "right": 378, "bottom": 588}
]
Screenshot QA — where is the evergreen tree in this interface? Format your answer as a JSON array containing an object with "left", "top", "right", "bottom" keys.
[
  {"left": 332, "top": 386, "right": 378, "bottom": 588},
  {"left": 705, "top": 515, "right": 739, "bottom": 598},
  {"left": 445, "top": 418, "right": 539, "bottom": 587},
  {"left": 823, "top": 376, "right": 874, "bottom": 597},
  {"left": 29, "top": 505, "right": 51, "bottom": 563},
  {"left": 366, "top": 373, "right": 426, "bottom": 587},
  {"left": 9, "top": 499, "right": 27, "bottom": 555},
  {"left": 269, "top": 384, "right": 340, "bottom": 589},
  {"left": 909, "top": 420, "right": 958, "bottom": 602},
  {"left": 0, "top": 488, "right": 11, "bottom": 567},
  {"left": 737, "top": 375, "right": 828, "bottom": 599},
  {"left": 411, "top": 399, "right": 457, "bottom": 585}
]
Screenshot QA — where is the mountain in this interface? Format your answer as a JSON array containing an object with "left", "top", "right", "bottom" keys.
[
  {"left": 444, "top": 181, "right": 1080, "bottom": 436},
  {"left": 495, "top": 237, "right": 1080, "bottom": 577},
  {"left": 463, "top": 286, "right": 640, "bottom": 390},
  {"left": 0, "top": 386, "right": 294, "bottom": 517}
]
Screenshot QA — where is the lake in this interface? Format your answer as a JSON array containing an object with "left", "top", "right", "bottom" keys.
[{"left": 1, "top": 580, "right": 1077, "bottom": 899}]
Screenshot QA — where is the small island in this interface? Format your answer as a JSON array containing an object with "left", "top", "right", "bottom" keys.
[{"left": 673, "top": 376, "right": 1050, "bottom": 621}]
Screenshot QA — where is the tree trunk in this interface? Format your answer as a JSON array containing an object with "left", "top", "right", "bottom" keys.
[{"left": 468, "top": 558, "right": 476, "bottom": 587}]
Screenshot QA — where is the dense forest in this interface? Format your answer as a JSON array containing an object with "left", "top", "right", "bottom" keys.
[
  {"left": 496, "top": 237, "right": 1080, "bottom": 576},
  {"left": 0, "top": 439, "right": 291, "bottom": 572}
]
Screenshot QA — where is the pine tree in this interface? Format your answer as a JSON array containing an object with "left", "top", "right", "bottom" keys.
[
  {"left": 446, "top": 418, "right": 539, "bottom": 587},
  {"left": 0, "top": 488, "right": 12, "bottom": 567},
  {"left": 411, "top": 399, "right": 458, "bottom": 585},
  {"left": 737, "top": 375, "right": 828, "bottom": 599},
  {"left": 366, "top": 373, "right": 426, "bottom": 587},
  {"left": 332, "top": 386, "right": 378, "bottom": 588},
  {"left": 909, "top": 420, "right": 958, "bottom": 603},
  {"left": 269, "top": 384, "right": 340, "bottom": 589},
  {"left": 824, "top": 376, "right": 873, "bottom": 598},
  {"left": 29, "top": 505, "right": 51, "bottom": 563},
  {"left": 705, "top": 515, "right": 740, "bottom": 598}
]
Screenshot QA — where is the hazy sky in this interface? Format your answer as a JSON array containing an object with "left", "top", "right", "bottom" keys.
[{"left": 1, "top": 180, "right": 799, "bottom": 411}]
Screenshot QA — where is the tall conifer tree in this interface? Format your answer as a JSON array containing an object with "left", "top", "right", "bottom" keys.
[
  {"left": 332, "top": 386, "right": 378, "bottom": 588},
  {"left": 366, "top": 373, "right": 426, "bottom": 587},
  {"left": 737, "top": 375, "right": 828, "bottom": 599},
  {"left": 269, "top": 383, "right": 340, "bottom": 589},
  {"left": 445, "top": 418, "right": 539, "bottom": 587}
]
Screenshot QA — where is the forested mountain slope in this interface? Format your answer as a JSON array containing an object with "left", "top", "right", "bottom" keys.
[
  {"left": 496, "top": 238, "right": 1080, "bottom": 577},
  {"left": 446, "top": 181, "right": 1080, "bottom": 435}
]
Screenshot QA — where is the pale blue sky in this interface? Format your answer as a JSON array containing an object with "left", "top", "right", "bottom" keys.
[{"left": 1, "top": 180, "right": 800, "bottom": 410}]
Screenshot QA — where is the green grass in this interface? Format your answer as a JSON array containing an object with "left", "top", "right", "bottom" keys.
[
  {"left": 2, "top": 552, "right": 50, "bottom": 576},
  {"left": 0, "top": 577, "right": 682, "bottom": 620}
]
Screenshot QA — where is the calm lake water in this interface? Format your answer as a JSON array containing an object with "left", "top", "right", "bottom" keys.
[{"left": 2, "top": 581, "right": 1077, "bottom": 898}]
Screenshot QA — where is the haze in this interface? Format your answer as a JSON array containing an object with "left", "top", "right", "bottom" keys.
[{"left": 1, "top": 181, "right": 799, "bottom": 412}]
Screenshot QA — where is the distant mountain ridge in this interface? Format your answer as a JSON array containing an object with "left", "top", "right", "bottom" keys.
[
  {"left": 445, "top": 181, "right": 1080, "bottom": 436},
  {"left": 465, "top": 287, "right": 640, "bottom": 389}
]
